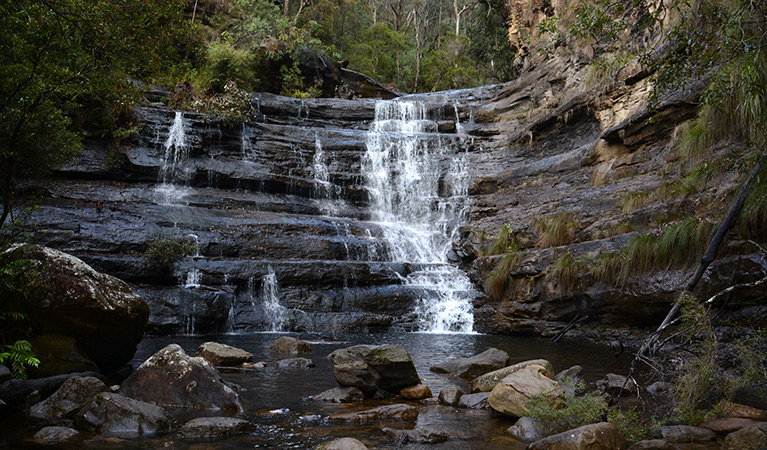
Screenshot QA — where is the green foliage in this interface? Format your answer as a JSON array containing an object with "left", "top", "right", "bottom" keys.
[
  {"left": 534, "top": 212, "right": 579, "bottom": 248},
  {"left": 526, "top": 380, "right": 648, "bottom": 444},
  {"left": 488, "top": 224, "right": 521, "bottom": 256},
  {"left": 0, "top": 340, "right": 40, "bottom": 380},
  {"left": 739, "top": 163, "right": 767, "bottom": 242},
  {"left": 673, "top": 294, "right": 767, "bottom": 425},
  {"left": 569, "top": 0, "right": 628, "bottom": 41},
  {"left": 142, "top": 237, "right": 196, "bottom": 276},
  {"left": 486, "top": 252, "right": 523, "bottom": 299},
  {"left": 584, "top": 51, "right": 635, "bottom": 87},
  {"left": 421, "top": 34, "right": 482, "bottom": 92},
  {"left": 593, "top": 218, "right": 715, "bottom": 286}
]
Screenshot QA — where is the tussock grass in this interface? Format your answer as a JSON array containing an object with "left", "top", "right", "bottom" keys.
[
  {"left": 535, "top": 212, "right": 579, "bottom": 248},
  {"left": 739, "top": 170, "right": 767, "bottom": 242},
  {"left": 547, "top": 252, "right": 590, "bottom": 292},
  {"left": 486, "top": 252, "right": 523, "bottom": 299},
  {"left": 593, "top": 218, "right": 715, "bottom": 286}
]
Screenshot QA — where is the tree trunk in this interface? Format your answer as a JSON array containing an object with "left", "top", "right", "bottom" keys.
[{"left": 284, "top": 0, "right": 290, "bottom": 16}]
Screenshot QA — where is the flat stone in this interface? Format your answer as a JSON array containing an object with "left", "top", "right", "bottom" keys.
[
  {"left": 699, "top": 417, "right": 759, "bottom": 434},
  {"left": 722, "top": 422, "right": 767, "bottom": 450},
  {"left": 506, "top": 416, "right": 545, "bottom": 442},
  {"left": 311, "top": 387, "right": 364, "bottom": 403},
  {"left": 274, "top": 358, "right": 315, "bottom": 368},
  {"left": 429, "top": 348, "right": 509, "bottom": 380},
  {"left": 269, "top": 336, "right": 311, "bottom": 354},
  {"left": 457, "top": 392, "right": 490, "bottom": 409},
  {"left": 438, "top": 385, "right": 465, "bottom": 406},
  {"left": 178, "top": 417, "right": 253, "bottom": 439},
  {"left": 722, "top": 402, "right": 767, "bottom": 421},
  {"left": 627, "top": 439, "right": 673, "bottom": 450},
  {"left": 400, "top": 384, "right": 432, "bottom": 400},
  {"left": 650, "top": 425, "right": 715, "bottom": 443},
  {"left": 469, "top": 359, "right": 554, "bottom": 392},
  {"left": 316, "top": 437, "right": 369, "bottom": 450},
  {"left": 194, "top": 342, "right": 253, "bottom": 366},
  {"left": 32, "top": 426, "right": 79, "bottom": 445},
  {"left": 328, "top": 404, "right": 418, "bottom": 422},
  {"left": 528, "top": 422, "right": 627, "bottom": 450}
]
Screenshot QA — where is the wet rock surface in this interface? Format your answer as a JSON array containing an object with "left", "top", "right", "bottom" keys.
[
  {"left": 438, "top": 385, "right": 465, "bottom": 407},
  {"left": 328, "top": 403, "right": 418, "bottom": 422},
  {"left": 429, "top": 347, "right": 509, "bottom": 380},
  {"left": 32, "top": 426, "right": 79, "bottom": 445},
  {"left": 194, "top": 341, "right": 253, "bottom": 366},
  {"left": 29, "top": 376, "right": 107, "bottom": 420},
  {"left": 506, "top": 416, "right": 545, "bottom": 442},
  {"left": 178, "top": 417, "right": 253, "bottom": 439},
  {"left": 270, "top": 336, "right": 312, "bottom": 354},
  {"left": 527, "top": 422, "right": 627, "bottom": 450},
  {"left": 119, "top": 344, "right": 243, "bottom": 411},
  {"left": 328, "top": 344, "right": 420, "bottom": 396},
  {"left": 75, "top": 392, "right": 173, "bottom": 437},
  {"left": 312, "top": 387, "right": 365, "bottom": 403}
]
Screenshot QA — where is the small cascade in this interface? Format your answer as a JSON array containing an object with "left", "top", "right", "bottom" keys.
[
  {"left": 312, "top": 135, "right": 331, "bottom": 198},
  {"left": 454, "top": 104, "right": 466, "bottom": 135},
  {"left": 363, "top": 100, "right": 475, "bottom": 333},
  {"left": 261, "top": 266, "right": 286, "bottom": 332},
  {"left": 241, "top": 123, "right": 255, "bottom": 159},
  {"left": 298, "top": 101, "right": 309, "bottom": 120},
  {"left": 156, "top": 111, "right": 191, "bottom": 204}
]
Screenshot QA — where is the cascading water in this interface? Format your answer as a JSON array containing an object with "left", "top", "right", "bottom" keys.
[
  {"left": 363, "top": 100, "right": 475, "bottom": 333},
  {"left": 156, "top": 111, "right": 190, "bottom": 204},
  {"left": 261, "top": 266, "right": 286, "bottom": 332}
]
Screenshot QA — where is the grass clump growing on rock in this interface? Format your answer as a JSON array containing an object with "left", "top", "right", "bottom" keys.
[
  {"left": 485, "top": 252, "right": 523, "bottom": 299},
  {"left": 534, "top": 212, "right": 579, "bottom": 248},
  {"left": 143, "top": 237, "right": 196, "bottom": 276},
  {"left": 592, "top": 218, "right": 715, "bottom": 286},
  {"left": 546, "top": 252, "right": 590, "bottom": 292}
]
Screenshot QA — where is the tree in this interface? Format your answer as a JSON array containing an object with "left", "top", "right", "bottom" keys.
[{"left": 0, "top": 0, "right": 192, "bottom": 228}]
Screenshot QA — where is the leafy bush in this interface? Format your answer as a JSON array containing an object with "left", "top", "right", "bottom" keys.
[
  {"left": 142, "top": 238, "right": 196, "bottom": 276},
  {"left": 526, "top": 380, "right": 648, "bottom": 444}
]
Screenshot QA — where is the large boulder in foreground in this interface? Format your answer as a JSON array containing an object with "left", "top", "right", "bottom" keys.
[
  {"left": 119, "top": 344, "right": 243, "bottom": 412},
  {"left": 1, "top": 245, "right": 149, "bottom": 373},
  {"left": 328, "top": 345, "right": 419, "bottom": 396},
  {"left": 488, "top": 364, "right": 561, "bottom": 417},
  {"left": 429, "top": 347, "right": 509, "bottom": 380},
  {"left": 528, "top": 422, "right": 627, "bottom": 450},
  {"left": 722, "top": 422, "right": 767, "bottom": 450}
]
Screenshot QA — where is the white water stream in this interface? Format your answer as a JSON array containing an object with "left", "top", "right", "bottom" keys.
[{"left": 363, "top": 100, "right": 474, "bottom": 333}]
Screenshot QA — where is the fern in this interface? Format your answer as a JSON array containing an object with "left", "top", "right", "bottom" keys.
[{"left": 0, "top": 340, "right": 40, "bottom": 380}]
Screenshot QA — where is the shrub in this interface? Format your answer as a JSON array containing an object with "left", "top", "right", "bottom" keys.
[
  {"left": 142, "top": 237, "right": 196, "bottom": 276},
  {"left": 488, "top": 224, "right": 521, "bottom": 255},
  {"left": 0, "top": 340, "right": 40, "bottom": 380}
]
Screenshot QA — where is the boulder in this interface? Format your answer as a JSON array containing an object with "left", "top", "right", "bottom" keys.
[
  {"left": 316, "top": 437, "right": 369, "bottom": 450},
  {"left": 274, "top": 358, "right": 315, "bottom": 368},
  {"left": 1, "top": 245, "right": 149, "bottom": 373},
  {"left": 0, "top": 365, "right": 12, "bottom": 383},
  {"left": 312, "top": 387, "right": 364, "bottom": 403},
  {"left": 722, "top": 422, "right": 767, "bottom": 450},
  {"left": 75, "top": 392, "right": 173, "bottom": 437},
  {"left": 29, "top": 376, "right": 107, "bottom": 420},
  {"left": 429, "top": 348, "right": 509, "bottom": 380},
  {"left": 28, "top": 334, "right": 99, "bottom": 377},
  {"left": 178, "top": 417, "right": 253, "bottom": 439},
  {"left": 400, "top": 384, "right": 432, "bottom": 400},
  {"left": 649, "top": 425, "right": 715, "bottom": 443},
  {"left": 470, "top": 359, "right": 554, "bottom": 392},
  {"left": 699, "top": 417, "right": 759, "bottom": 434},
  {"left": 646, "top": 381, "right": 674, "bottom": 397},
  {"left": 438, "top": 385, "right": 465, "bottom": 406},
  {"left": 596, "top": 373, "right": 638, "bottom": 396},
  {"left": 383, "top": 426, "right": 464, "bottom": 444},
  {"left": 194, "top": 342, "right": 253, "bottom": 366},
  {"left": 528, "top": 422, "right": 627, "bottom": 450},
  {"left": 328, "top": 404, "right": 418, "bottom": 422},
  {"left": 627, "top": 440, "right": 673, "bottom": 450},
  {"left": 119, "top": 344, "right": 244, "bottom": 412},
  {"left": 32, "top": 426, "right": 79, "bottom": 445},
  {"left": 0, "top": 371, "right": 104, "bottom": 409},
  {"left": 457, "top": 392, "right": 490, "bottom": 409},
  {"left": 555, "top": 365, "right": 583, "bottom": 383},
  {"left": 488, "top": 364, "right": 561, "bottom": 417},
  {"left": 269, "top": 336, "right": 311, "bottom": 354},
  {"left": 506, "top": 416, "right": 545, "bottom": 442},
  {"left": 721, "top": 402, "right": 767, "bottom": 421},
  {"left": 327, "top": 345, "right": 419, "bottom": 396}
]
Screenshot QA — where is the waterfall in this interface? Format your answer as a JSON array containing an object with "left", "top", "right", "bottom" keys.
[
  {"left": 156, "top": 111, "right": 190, "bottom": 204},
  {"left": 261, "top": 266, "right": 286, "bottom": 332},
  {"left": 363, "top": 100, "right": 475, "bottom": 333}
]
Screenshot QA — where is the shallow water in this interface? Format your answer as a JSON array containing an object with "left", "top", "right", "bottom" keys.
[{"left": 2, "top": 333, "right": 634, "bottom": 449}]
